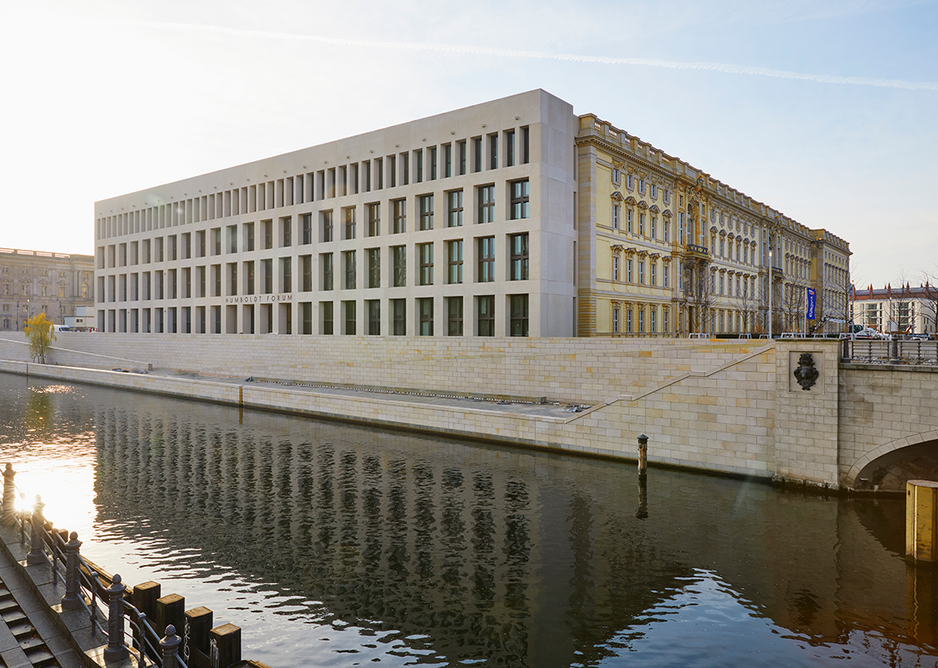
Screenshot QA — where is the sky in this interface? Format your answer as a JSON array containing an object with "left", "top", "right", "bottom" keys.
[{"left": 1, "top": 0, "right": 935, "bottom": 289}]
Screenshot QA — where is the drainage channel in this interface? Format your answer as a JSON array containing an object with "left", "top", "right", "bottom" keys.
[{"left": 0, "top": 578, "right": 60, "bottom": 668}]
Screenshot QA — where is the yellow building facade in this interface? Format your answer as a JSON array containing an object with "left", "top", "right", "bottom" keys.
[{"left": 575, "top": 115, "right": 850, "bottom": 337}]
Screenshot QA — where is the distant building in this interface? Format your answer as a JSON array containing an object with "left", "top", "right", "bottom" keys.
[
  {"left": 850, "top": 284, "right": 938, "bottom": 335},
  {"left": 93, "top": 89, "right": 849, "bottom": 338},
  {"left": 0, "top": 248, "right": 95, "bottom": 331}
]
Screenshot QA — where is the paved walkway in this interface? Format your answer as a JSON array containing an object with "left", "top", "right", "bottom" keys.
[{"left": 0, "top": 548, "right": 80, "bottom": 668}]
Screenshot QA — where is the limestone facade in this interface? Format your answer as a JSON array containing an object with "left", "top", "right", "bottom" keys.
[{"left": 0, "top": 248, "right": 94, "bottom": 331}]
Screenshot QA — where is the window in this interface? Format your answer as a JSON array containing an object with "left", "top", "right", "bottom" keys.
[
  {"left": 262, "top": 259, "right": 273, "bottom": 293},
  {"left": 447, "top": 190, "right": 463, "bottom": 227},
  {"left": 505, "top": 129, "right": 515, "bottom": 167},
  {"left": 264, "top": 220, "right": 273, "bottom": 249},
  {"left": 320, "top": 301, "right": 333, "bottom": 335},
  {"left": 509, "top": 180, "right": 529, "bottom": 220},
  {"left": 418, "top": 243, "right": 434, "bottom": 285},
  {"left": 443, "top": 143, "right": 452, "bottom": 178},
  {"left": 428, "top": 146, "right": 437, "bottom": 180},
  {"left": 627, "top": 208, "right": 633, "bottom": 233},
  {"left": 367, "top": 203, "right": 380, "bottom": 237},
  {"left": 650, "top": 308, "right": 657, "bottom": 333},
  {"left": 521, "top": 126, "right": 530, "bottom": 164},
  {"left": 343, "top": 207, "right": 356, "bottom": 240},
  {"left": 391, "top": 299, "right": 406, "bottom": 335},
  {"left": 510, "top": 295, "right": 529, "bottom": 337},
  {"left": 478, "top": 185, "right": 495, "bottom": 224},
  {"left": 613, "top": 256, "right": 619, "bottom": 282},
  {"left": 245, "top": 223, "right": 255, "bottom": 251},
  {"left": 320, "top": 253, "right": 334, "bottom": 291},
  {"left": 612, "top": 168, "right": 620, "bottom": 185},
  {"left": 280, "top": 217, "right": 291, "bottom": 247},
  {"left": 300, "top": 257, "right": 311, "bottom": 292},
  {"left": 457, "top": 140, "right": 467, "bottom": 176},
  {"left": 627, "top": 259, "right": 633, "bottom": 283},
  {"left": 639, "top": 213, "right": 645, "bottom": 236},
  {"left": 447, "top": 297, "right": 463, "bottom": 336},
  {"left": 651, "top": 184, "right": 658, "bottom": 199},
  {"left": 638, "top": 260, "right": 645, "bottom": 285},
  {"left": 343, "top": 250, "right": 356, "bottom": 289},
  {"left": 488, "top": 133, "right": 498, "bottom": 170},
  {"left": 367, "top": 300, "right": 380, "bottom": 335},
  {"left": 280, "top": 258, "right": 292, "bottom": 293},
  {"left": 612, "top": 204, "right": 620, "bottom": 230},
  {"left": 418, "top": 297, "right": 433, "bottom": 336},
  {"left": 301, "top": 214, "right": 313, "bottom": 245},
  {"left": 414, "top": 149, "right": 423, "bottom": 183},
  {"left": 650, "top": 262, "right": 656, "bottom": 287},
  {"left": 344, "top": 300, "right": 356, "bottom": 335},
  {"left": 478, "top": 236, "right": 495, "bottom": 282},
  {"left": 650, "top": 216, "right": 657, "bottom": 240},
  {"left": 419, "top": 195, "right": 434, "bottom": 230},
  {"left": 613, "top": 305, "right": 619, "bottom": 333},
  {"left": 447, "top": 240, "right": 463, "bottom": 284},
  {"left": 367, "top": 248, "right": 380, "bottom": 288},
  {"left": 626, "top": 174, "right": 633, "bottom": 190},
  {"left": 392, "top": 199, "right": 406, "bottom": 234},
  {"left": 472, "top": 136, "right": 482, "bottom": 173},
  {"left": 663, "top": 308, "right": 669, "bottom": 333},
  {"left": 392, "top": 245, "right": 406, "bottom": 287},
  {"left": 477, "top": 296, "right": 494, "bottom": 335}
]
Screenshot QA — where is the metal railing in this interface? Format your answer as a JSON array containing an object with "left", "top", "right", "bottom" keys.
[
  {"left": 2, "top": 465, "right": 188, "bottom": 668},
  {"left": 841, "top": 340, "right": 938, "bottom": 366}
]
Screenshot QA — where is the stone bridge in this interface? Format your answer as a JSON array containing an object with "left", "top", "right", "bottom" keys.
[{"left": 0, "top": 333, "right": 935, "bottom": 491}]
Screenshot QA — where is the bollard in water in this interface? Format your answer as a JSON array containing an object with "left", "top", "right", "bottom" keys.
[
  {"left": 210, "top": 623, "right": 241, "bottom": 668},
  {"left": 104, "top": 574, "right": 129, "bottom": 661},
  {"left": 1, "top": 464, "right": 16, "bottom": 526},
  {"left": 161, "top": 625, "right": 182, "bottom": 668},
  {"left": 26, "top": 496, "right": 47, "bottom": 566},
  {"left": 61, "top": 532, "right": 83, "bottom": 610},
  {"left": 637, "top": 434, "right": 648, "bottom": 478}
]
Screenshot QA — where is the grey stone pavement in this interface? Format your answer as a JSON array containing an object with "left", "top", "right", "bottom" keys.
[
  {"left": 153, "top": 369, "right": 594, "bottom": 419},
  {"left": 0, "top": 547, "right": 81, "bottom": 668}
]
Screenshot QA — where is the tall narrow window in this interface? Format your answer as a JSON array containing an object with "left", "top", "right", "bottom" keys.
[
  {"left": 391, "top": 299, "right": 406, "bottom": 335},
  {"left": 472, "top": 137, "right": 482, "bottom": 173},
  {"left": 392, "top": 199, "right": 406, "bottom": 234},
  {"left": 418, "top": 298, "right": 433, "bottom": 336},
  {"left": 447, "top": 240, "right": 463, "bottom": 284},
  {"left": 343, "top": 251, "right": 356, "bottom": 289},
  {"left": 321, "top": 253, "right": 333, "bottom": 291},
  {"left": 447, "top": 190, "right": 463, "bottom": 227},
  {"left": 458, "top": 140, "right": 467, "bottom": 175},
  {"left": 505, "top": 129, "right": 515, "bottom": 167},
  {"left": 418, "top": 243, "right": 434, "bottom": 285},
  {"left": 477, "top": 296, "right": 495, "bottom": 336},
  {"left": 510, "top": 180, "right": 529, "bottom": 220},
  {"left": 392, "top": 245, "right": 406, "bottom": 287},
  {"left": 443, "top": 143, "right": 452, "bottom": 178},
  {"left": 414, "top": 149, "right": 423, "bottom": 183},
  {"left": 321, "top": 301, "right": 333, "bottom": 335},
  {"left": 478, "top": 185, "right": 495, "bottom": 223},
  {"left": 368, "top": 203, "right": 380, "bottom": 237},
  {"left": 447, "top": 297, "right": 463, "bottom": 336},
  {"left": 613, "top": 204, "right": 620, "bottom": 230},
  {"left": 367, "top": 248, "right": 380, "bottom": 288},
  {"left": 428, "top": 146, "right": 437, "bottom": 180},
  {"left": 478, "top": 237, "right": 495, "bottom": 282},
  {"left": 419, "top": 195, "right": 434, "bottom": 231},
  {"left": 367, "top": 300, "right": 380, "bottom": 335},
  {"left": 344, "top": 300, "right": 356, "bottom": 335},
  {"left": 321, "top": 211, "right": 333, "bottom": 242},
  {"left": 488, "top": 134, "right": 498, "bottom": 170},
  {"left": 301, "top": 213, "right": 312, "bottom": 244},
  {"left": 510, "top": 295, "right": 529, "bottom": 337},
  {"left": 343, "top": 207, "right": 356, "bottom": 240},
  {"left": 510, "top": 233, "right": 529, "bottom": 280},
  {"left": 521, "top": 127, "right": 530, "bottom": 164}
]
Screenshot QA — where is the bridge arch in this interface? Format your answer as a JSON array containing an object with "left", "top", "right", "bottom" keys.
[{"left": 845, "top": 429, "right": 938, "bottom": 491}]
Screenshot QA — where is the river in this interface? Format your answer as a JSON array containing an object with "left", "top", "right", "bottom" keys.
[{"left": 0, "top": 373, "right": 934, "bottom": 667}]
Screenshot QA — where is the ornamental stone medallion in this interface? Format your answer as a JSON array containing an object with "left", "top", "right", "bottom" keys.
[{"left": 793, "top": 352, "right": 819, "bottom": 391}]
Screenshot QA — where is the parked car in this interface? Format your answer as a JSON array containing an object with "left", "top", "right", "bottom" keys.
[{"left": 853, "top": 328, "right": 883, "bottom": 339}]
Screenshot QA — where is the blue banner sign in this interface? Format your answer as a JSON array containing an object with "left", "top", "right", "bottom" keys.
[{"left": 806, "top": 288, "right": 816, "bottom": 320}]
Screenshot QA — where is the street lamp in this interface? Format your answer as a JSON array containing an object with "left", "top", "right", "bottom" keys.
[{"left": 768, "top": 248, "right": 773, "bottom": 339}]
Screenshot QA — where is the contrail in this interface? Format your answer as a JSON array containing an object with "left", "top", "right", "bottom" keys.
[{"left": 117, "top": 19, "right": 938, "bottom": 92}]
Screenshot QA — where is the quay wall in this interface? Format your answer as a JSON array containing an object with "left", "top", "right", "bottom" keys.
[
  {"left": 0, "top": 332, "right": 764, "bottom": 404},
  {"left": 1, "top": 336, "right": 857, "bottom": 488}
]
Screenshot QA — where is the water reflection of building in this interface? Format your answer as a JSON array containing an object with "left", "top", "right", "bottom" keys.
[{"left": 77, "top": 387, "right": 938, "bottom": 665}]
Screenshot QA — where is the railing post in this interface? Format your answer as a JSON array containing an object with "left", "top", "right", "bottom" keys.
[
  {"left": 104, "top": 574, "right": 129, "bottom": 662},
  {"left": 27, "top": 495, "right": 47, "bottom": 566},
  {"left": 61, "top": 531, "right": 83, "bottom": 610},
  {"left": 160, "top": 625, "right": 182, "bottom": 668},
  {"left": 1, "top": 464, "right": 16, "bottom": 526}
]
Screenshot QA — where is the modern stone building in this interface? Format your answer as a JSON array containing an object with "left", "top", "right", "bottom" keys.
[
  {"left": 94, "top": 89, "right": 849, "bottom": 338},
  {"left": 0, "top": 247, "right": 94, "bottom": 331},
  {"left": 851, "top": 284, "right": 937, "bottom": 335}
]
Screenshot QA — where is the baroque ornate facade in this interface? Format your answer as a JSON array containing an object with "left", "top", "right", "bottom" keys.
[
  {"left": 0, "top": 248, "right": 94, "bottom": 331},
  {"left": 575, "top": 115, "right": 850, "bottom": 336},
  {"left": 93, "top": 90, "right": 849, "bottom": 338}
]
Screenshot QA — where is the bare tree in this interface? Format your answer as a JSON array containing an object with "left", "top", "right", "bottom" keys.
[{"left": 920, "top": 268, "right": 938, "bottom": 335}]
